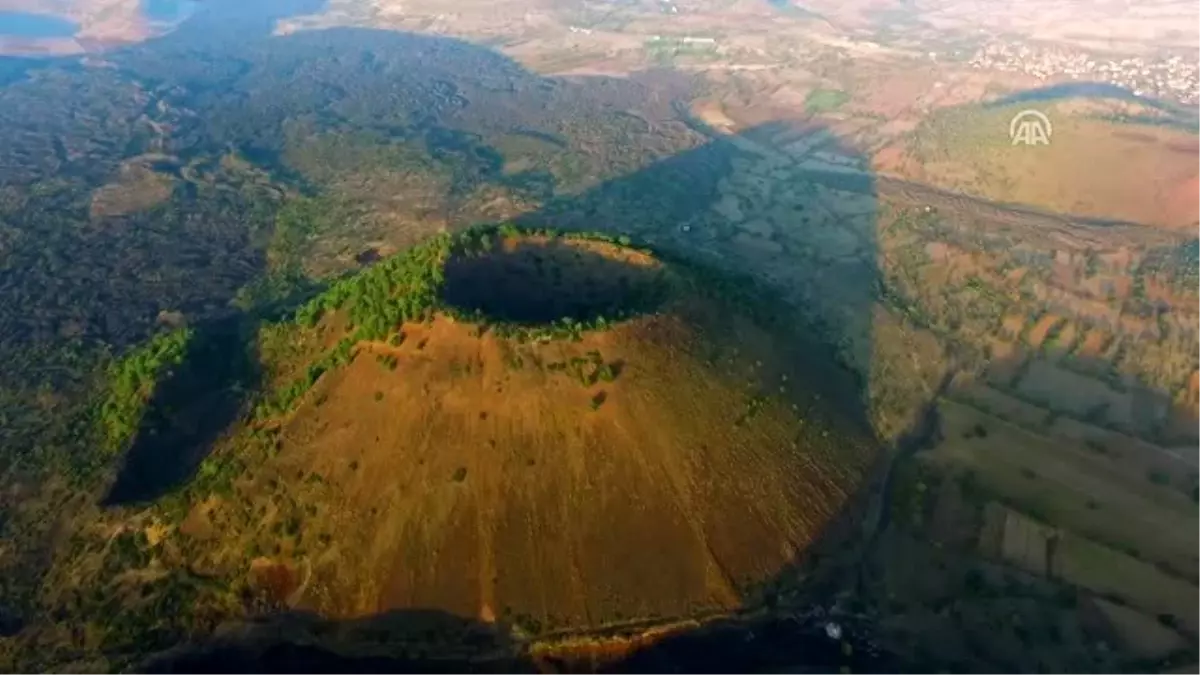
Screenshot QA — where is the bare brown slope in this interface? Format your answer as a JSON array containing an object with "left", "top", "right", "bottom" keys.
[{"left": 211, "top": 308, "right": 874, "bottom": 634}]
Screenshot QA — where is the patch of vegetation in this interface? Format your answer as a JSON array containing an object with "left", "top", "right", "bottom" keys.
[
  {"left": 252, "top": 237, "right": 453, "bottom": 418},
  {"left": 1156, "top": 613, "right": 1183, "bottom": 631},
  {"left": 963, "top": 422, "right": 988, "bottom": 439},
  {"left": 293, "top": 231, "right": 450, "bottom": 336},
  {"left": 93, "top": 328, "right": 193, "bottom": 469},
  {"left": 555, "top": 351, "right": 618, "bottom": 387},
  {"left": 645, "top": 37, "right": 720, "bottom": 65},
  {"left": 590, "top": 391, "right": 607, "bottom": 411},
  {"left": 94, "top": 568, "right": 210, "bottom": 659},
  {"left": 234, "top": 196, "right": 353, "bottom": 316},
  {"left": 890, "top": 458, "right": 942, "bottom": 530},
  {"left": 231, "top": 266, "right": 320, "bottom": 317},
  {"left": 1140, "top": 239, "right": 1200, "bottom": 294},
  {"left": 192, "top": 451, "right": 248, "bottom": 497},
  {"left": 103, "top": 529, "right": 152, "bottom": 575},
  {"left": 804, "top": 88, "right": 850, "bottom": 114},
  {"left": 910, "top": 104, "right": 1026, "bottom": 161},
  {"left": 735, "top": 393, "right": 770, "bottom": 426}
]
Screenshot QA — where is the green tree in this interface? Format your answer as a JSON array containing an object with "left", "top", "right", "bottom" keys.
[{"left": 95, "top": 328, "right": 193, "bottom": 462}]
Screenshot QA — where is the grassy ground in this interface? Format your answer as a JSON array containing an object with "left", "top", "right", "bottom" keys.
[{"left": 804, "top": 88, "right": 850, "bottom": 114}]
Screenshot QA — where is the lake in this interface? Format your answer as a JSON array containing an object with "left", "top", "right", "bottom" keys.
[
  {"left": 141, "top": 0, "right": 199, "bottom": 23},
  {"left": 0, "top": 11, "right": 78, "bottom": 38}
]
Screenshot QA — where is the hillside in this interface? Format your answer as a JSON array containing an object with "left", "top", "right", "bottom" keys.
[{"left": 3, "top": 227, "right": 878, "bottom": 670}]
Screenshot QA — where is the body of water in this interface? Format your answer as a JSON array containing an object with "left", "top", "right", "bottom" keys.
[
  {"left": 0, "top": 11, "right": 78, "bottom": 38},
  {"left": 141, "top": 0, "right": 199, "bottom": 23}
]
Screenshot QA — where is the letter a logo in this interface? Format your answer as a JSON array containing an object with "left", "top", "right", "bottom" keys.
[{"left": 1009, "top": 110, "right": 1052, "bottom": 146}]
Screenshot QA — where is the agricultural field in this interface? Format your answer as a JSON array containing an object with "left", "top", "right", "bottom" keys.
[{"left": 933, "top": 398, "right": 1197, "bottom": 571}]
